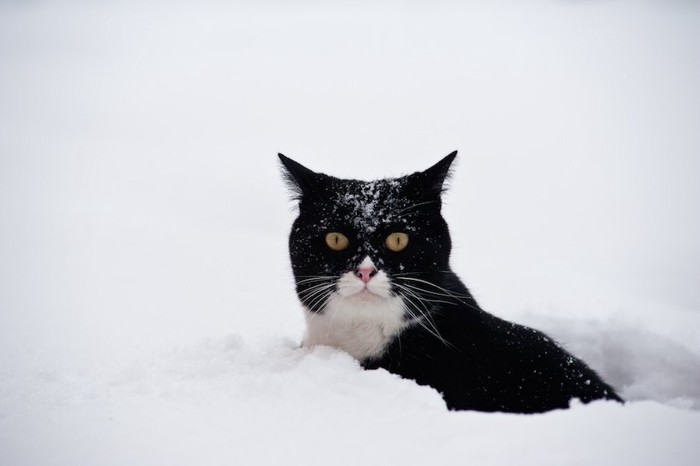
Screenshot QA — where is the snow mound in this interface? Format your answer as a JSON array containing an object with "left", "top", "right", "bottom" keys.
[
  {"left": 109, "top": 336, "right": 446, "bottom": 412},
  {"left": 527, "top": 315, "right": 700, "bottom": 409},
  {"left": 2, "top": 335, "right": 700, "bottom": 466}
]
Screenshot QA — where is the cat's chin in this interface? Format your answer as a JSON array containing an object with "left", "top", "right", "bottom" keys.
[
  {"left": 338, "top": 283, "right": 392, "bottom": 302},
  {"left": 346, "top": 288, "right": 388, "bottom": 302}
]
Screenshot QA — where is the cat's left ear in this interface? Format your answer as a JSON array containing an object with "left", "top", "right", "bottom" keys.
[
  {"left": 278, "top": 153, "right": 318, "bottom": 200},
  {"left": 421, "top": 151, "right": 457, "bottom": 196}
]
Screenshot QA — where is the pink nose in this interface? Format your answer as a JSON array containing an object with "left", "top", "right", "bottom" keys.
[{"left": 355, "top": 266, "right": 377, "bottom": 284}]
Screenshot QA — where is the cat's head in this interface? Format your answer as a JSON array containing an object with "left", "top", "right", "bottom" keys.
[{"left": 280, "top": 152, "right": 456, "bottom": 314}]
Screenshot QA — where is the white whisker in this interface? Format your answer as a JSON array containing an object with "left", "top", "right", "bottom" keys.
[
  {"left": 397, "top": 291, "right": 455, "bottom": 350},
  {"left": 395, "top": 286, "right": 451, "bottom": 347},
  {"left": 307, "top": 288, "right": 336, "bottom": 312},
  {"left": 394, "top": 276, "right": 471, "bottom": 299},
  {"left": 295, "top": 276, "right": 339, "bottom": 285},
  {"left": 395, "top": 200, "right": 439, "bottom": 216},
  {"left": 393, "top": 283, "right": 456, "bottom": 306}
]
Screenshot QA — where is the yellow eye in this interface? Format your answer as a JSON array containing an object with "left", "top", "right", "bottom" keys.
[
  {"left": 325, "top": 232, "right": 349, "bottom": 251},
  {"left": 385, "top": 232, "right": 409, "bottom": 252}
]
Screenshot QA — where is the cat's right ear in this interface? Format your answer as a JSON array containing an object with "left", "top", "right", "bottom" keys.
[
  {"left": 278, "top": 153, "right": 317, "bottom": 200},
  {"left": 419, "top": 151, "right": 458, "bottom": 197}
]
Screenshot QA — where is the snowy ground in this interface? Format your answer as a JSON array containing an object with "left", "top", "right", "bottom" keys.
[{"left": 1, "top": 1, "right": 699, "bottom": 464}]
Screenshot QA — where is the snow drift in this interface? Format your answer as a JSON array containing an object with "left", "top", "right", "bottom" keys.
[{"left": 1, "top": 0, "right": 699, "bottom": 464}]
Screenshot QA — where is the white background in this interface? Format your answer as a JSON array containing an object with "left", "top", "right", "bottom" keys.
[{"left": 1, "top": 1, "right": 699, "bottom": 464}]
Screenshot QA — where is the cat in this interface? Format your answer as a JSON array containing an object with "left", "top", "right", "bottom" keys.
[{"left": 279, "top": 151, "right": 623, "bottom": 413}]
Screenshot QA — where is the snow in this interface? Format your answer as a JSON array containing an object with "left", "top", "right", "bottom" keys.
[
  {"left": 2, "top": 338, "right": 699, "bottom": 465},
  {"left": 1, "top": 0, "right": 700, "bottom": 464},
  {"left": 340, "top": 179, "right": 406, "bottom": 233}
]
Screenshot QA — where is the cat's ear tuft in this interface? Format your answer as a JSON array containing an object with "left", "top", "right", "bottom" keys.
[
  {"left": 422, "top": 151, "right": 457, "bottom": 196},
  {"left": 278, "top": 153, "right": 318, "bottom": 200}
]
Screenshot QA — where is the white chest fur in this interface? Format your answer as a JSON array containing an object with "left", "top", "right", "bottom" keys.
[{"left": 303, "top": 293, "right": 407, "bottom": 361}]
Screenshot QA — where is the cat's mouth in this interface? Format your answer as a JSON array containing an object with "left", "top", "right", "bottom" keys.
[
  {"left": 336, "top": 269, "right": 392, "bottom": 300},
  {"left": 340, "top": 284, "right": 384, "bottom": 298}
]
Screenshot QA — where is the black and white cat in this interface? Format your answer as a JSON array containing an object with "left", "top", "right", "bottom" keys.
[{"left": 279, "top": 151, "right": 622, "bottom": 413}]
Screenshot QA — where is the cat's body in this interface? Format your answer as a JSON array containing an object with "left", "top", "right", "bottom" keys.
[{"left": 280, "top": 152, "right": 622, "bottom": 413}]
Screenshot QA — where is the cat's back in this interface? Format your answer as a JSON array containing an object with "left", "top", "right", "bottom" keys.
[{"left": 366, "top": 299, "right": 622, "bottom": 412}]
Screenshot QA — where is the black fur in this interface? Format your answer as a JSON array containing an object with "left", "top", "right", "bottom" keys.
[{"left": 280, "top": 152, "right": 622, "bottom": 413}]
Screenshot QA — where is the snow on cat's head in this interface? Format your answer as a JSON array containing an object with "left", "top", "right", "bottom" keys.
[{"left": 279, "top": 152, "right": 456, "bottom": 314}]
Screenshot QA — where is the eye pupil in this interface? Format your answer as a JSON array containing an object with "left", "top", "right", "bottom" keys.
[
  {"left": 386, "top": 232, "right": 408, "bottom": 252},
  {"left": 326, "top": 232, "right": 349, "bottom": 251}
]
